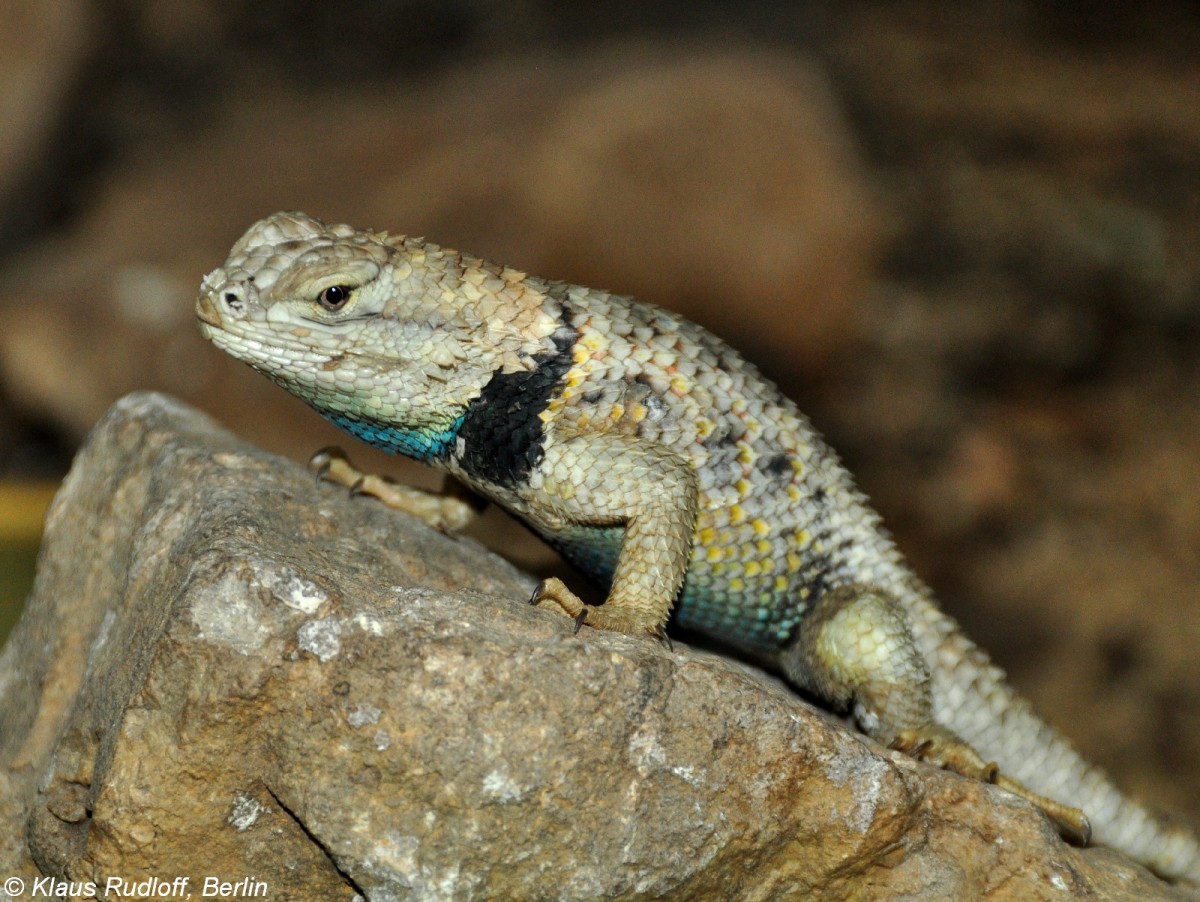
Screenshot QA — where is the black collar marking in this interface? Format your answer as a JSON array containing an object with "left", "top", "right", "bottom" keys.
[{"left": 455, "top": 303, "right": 577, "bottom": 489}]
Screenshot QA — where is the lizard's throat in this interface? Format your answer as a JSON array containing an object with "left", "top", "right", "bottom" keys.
[{"left": 318, "top": 407, "right": 467, "bottom": 462}]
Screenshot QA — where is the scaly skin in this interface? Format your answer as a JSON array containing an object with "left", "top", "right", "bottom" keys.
[{"left": 197, "top": 211, "right": 1200, "bottom": 883}]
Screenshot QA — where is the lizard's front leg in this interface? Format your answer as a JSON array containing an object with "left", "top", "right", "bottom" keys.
[
  {"left": 310, "top": 447, "right": 482, "bottom": 533},
  {"left": 527, "top": 431, "right": 698, "bottom": 638}
]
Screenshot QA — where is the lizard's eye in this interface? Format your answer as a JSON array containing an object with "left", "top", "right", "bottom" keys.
[{"left": 316, "top": 285, "right": 352, "bottom": 311}]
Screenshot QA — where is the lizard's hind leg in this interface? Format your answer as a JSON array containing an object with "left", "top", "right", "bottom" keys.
[{"left": 779, "top": 584, "right": 1090, "bottom": 845}]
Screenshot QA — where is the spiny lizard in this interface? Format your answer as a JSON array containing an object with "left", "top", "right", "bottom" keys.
[{"left": 196, "top": 211, "right": 1200, "bottom": 883}]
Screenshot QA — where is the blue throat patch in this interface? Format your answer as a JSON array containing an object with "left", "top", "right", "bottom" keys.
[{"left": 325, "top": 412, "right": 465, "bottom": 461}]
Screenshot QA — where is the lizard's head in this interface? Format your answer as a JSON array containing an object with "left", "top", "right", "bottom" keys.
[
  {"left": 197, "top": 211, "right": 567, "bottom": 436},
  {"left": 196, "top": 212, "right": 401, "bottom": 390}
]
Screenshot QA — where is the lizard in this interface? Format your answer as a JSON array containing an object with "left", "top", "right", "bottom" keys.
[{"left": 196, "top": 210, "right": 1200, "bottom": 884}]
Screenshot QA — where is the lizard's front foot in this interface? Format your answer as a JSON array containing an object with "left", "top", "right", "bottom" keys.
[
  {"left": 309, "top": 446, "right": 477, "bottom": 533},
  {"left": 530, "top": 577, "right": 670, "bottom": 645},
  {"left": 892, "top": 726, "right": 1092, "bottom": 846}
]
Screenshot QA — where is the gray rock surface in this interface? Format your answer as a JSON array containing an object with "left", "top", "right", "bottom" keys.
[{"left": 0, "top": 393, "right": 1187, "bottom": 900}]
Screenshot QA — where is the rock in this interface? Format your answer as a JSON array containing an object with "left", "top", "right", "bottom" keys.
[{"left": 0, "top": 393, "right": 1187, "bottom": 900}]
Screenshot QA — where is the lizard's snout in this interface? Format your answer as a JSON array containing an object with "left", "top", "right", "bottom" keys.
[
  {"left": 196, "top": 274, "right": 259, "bottom": 327},
  {"left": 195, "top": 292, "right": 223, "bottom": 327}
]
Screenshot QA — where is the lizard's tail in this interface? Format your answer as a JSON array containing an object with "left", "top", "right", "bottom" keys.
[{"left": 910, "top": 594, "right": 1200, "bottom": 884}]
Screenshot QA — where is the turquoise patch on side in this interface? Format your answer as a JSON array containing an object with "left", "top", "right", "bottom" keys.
[
  {"left": 672, "top": 576, "right": 802, "bottom": 652},
  {"left": 326, "top": 412, "right": 465, "bottom": 461}
]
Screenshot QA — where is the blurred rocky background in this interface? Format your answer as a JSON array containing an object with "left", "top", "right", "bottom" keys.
[{"left": 0, "top": 0, "right": 1196, "bottom": 839}]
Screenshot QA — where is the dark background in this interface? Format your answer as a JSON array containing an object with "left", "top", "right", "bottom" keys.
[{"left": 0, "top": 0, "right": 1197, "bottom": 836}]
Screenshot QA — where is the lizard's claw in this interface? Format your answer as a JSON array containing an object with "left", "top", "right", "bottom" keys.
[
  {"left": 309, "top": 446, "right": 346, "bottom": 486},
  {"left": 650, "top": 624, "right": 673, "bottom": 651}
]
